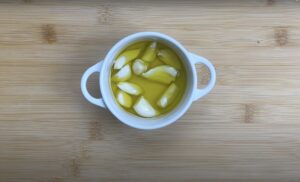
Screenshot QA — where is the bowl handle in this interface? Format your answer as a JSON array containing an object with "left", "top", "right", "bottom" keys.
[
  {"left": 189, "top": 52, "right": 216, "bottom": 101},
  {"left": 81, "top": 61, "right": 106, "bottom": 108}
]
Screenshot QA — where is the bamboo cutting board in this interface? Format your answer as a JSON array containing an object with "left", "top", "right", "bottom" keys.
[{"left": 1, "top": 0, "right": 300, "bottom": 181}]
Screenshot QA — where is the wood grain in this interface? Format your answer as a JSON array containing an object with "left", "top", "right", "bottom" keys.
[{"left": 1, "top": 0, "right": 300, "bottom": 181}]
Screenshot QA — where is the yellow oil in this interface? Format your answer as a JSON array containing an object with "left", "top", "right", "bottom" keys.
[{"left": 110, "top": 41, "right": 187, "bottom": 117}]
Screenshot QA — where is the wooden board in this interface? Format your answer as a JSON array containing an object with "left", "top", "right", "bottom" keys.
[{"left": 1, "top": 0, "right": 300, "bottom": 181}]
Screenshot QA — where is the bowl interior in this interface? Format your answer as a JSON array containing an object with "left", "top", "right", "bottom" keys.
[{"left": 101, "top": 32, "right": 195, "bottom": 129}]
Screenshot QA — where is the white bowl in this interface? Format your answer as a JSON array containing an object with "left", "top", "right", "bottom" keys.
[{"left": 81, "top": 32, "right": 216, "bottom": 130}]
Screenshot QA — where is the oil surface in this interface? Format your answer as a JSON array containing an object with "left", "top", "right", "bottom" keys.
[{"left": 110, "top": 41, "right": 187, "bottom": 117}]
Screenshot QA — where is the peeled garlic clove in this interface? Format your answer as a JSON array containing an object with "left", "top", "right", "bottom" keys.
[
  {"left": 157, "top": 83, "right": 178, "bottom": 108},
  {"left": 141, "top": 65, "right": 178, "bottom": 84},
  {"left": 157, "top": 49, "right": 181, "bottom": 69},
  {"left": 116, "top": 90, "right": 132, "bottom": 108},
  {"left": 141, "top": 42, "right": 157, "bottom": 63},
  {"left": 133, "top": 96, "right": 159, "bottom": 118},
  {"left": 132, "top": 59, "right": 148, "bottom": 75},
  {"left": 117, "top": 82, "right": 143, "bottom": 95},
  {"left": 114, "top": 49, "right": 140, "bottom": 69},
  {"left": 112, "top": 65, "right": 131, "bottom": 82}
]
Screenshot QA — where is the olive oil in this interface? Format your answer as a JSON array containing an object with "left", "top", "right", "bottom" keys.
[{"left": 110, "top": 41, "right": 187, "bottom": 118}]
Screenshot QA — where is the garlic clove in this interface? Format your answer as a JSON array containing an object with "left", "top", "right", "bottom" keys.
[
  {"left": 117, "top": 82, "right": 143, "bottom": 95},
  {"left": 133, "top": 96, "right": 159, "bottom": 117}
]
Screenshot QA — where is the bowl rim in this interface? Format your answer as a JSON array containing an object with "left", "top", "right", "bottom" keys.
[{"left": 99, "top": 32, "right": 197, "bottom": 130}]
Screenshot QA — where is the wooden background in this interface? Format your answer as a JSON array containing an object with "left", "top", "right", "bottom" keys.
[{"left": 1, "top": 0, "right": 300, "bottom": 181}]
